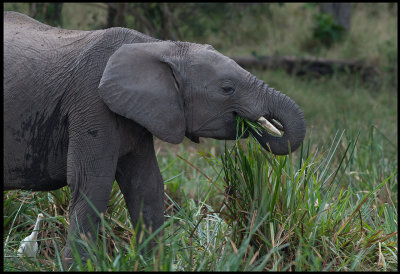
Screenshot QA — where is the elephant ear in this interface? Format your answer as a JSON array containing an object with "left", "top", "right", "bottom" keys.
[{"left": 98, "top": 42, "right": 185, "bottom": 144}]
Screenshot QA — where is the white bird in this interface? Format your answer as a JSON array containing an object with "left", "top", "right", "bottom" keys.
[{"left": 17, "top": 213, "right": 44, "bottom": 258}]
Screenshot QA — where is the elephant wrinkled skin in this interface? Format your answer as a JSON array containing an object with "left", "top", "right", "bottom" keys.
[{"left": 4, "top": 12, "right": 306, "bottom": 262}]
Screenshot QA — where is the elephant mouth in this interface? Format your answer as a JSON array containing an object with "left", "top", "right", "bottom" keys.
[{"left": 188, "top": 113, "right": 285, "bottom": 144}]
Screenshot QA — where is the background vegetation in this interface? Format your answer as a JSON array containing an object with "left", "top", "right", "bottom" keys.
[{"left": 3, "top": 3, "right": 397, "bottom": 271}]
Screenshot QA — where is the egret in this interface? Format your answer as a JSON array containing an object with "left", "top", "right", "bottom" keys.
[{"left": 17, "top": 213, "right": 44, "bottom": 257}]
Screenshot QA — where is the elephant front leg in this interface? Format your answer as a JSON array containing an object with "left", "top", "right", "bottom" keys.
[
  {"left": 115, "top": 136, "right": 165, "bottom": 249},
  {"left": 63, "top": 150, "right": 118, "bottom": 265}
]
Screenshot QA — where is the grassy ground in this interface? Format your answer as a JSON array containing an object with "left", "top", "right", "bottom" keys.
[{"left": 3, "top": 3, "right": 397, "bottom": 271}]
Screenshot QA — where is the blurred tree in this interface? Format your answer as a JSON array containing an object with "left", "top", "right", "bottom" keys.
[
  {"left": 126, "top": 3, "right": 182, "bottom": 40},
  {"left": 320, "top": 3, "right": 351, "bottom": 31},
  {"left": 107, "top": 3, "right": 126, "bottom": 28},
  {"left": 29, "top": 3, "right": 63, "bottom": 27},
  {"left": 100, "top": 3, "right": 278, "bottom": 42},
  {"left": 161, "top": 3, "right": 182, "bottom": 41},
  {"left": 169, "top": 3, "right": 275, "bottom": 42}
]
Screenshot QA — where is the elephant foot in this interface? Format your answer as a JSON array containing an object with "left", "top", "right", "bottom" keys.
[{"left": 62, "top": 241, "right": 90, "bottom": 270}]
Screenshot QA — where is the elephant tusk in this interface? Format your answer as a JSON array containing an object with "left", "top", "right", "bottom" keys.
[
  {"left": 271, "top": 118, "right": 284, "bottom": 131},
  {"left": 257, "top": 117, "right": 282, "bottom": 137}
]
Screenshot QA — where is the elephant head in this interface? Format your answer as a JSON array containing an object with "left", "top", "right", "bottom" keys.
[{"left": 98, "top": 41, "right": 305, "bottom": 155}]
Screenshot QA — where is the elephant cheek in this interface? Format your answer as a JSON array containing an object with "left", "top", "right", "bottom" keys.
[{"left": 214, "top": 119, "right": 243, "bottom": 140}]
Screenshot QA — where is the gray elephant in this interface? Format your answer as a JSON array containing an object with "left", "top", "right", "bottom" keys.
[{"left": 4, "top": 11, "right": 306, "bottom": 262}]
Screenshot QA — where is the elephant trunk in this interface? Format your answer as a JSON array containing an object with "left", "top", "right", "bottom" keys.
[{"left": 250, "top": 84, "right": 306, "bottom": 155}]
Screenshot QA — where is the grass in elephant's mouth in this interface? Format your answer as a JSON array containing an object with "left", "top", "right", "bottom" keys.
[
  {"left": 236, "top": 116, "right": 267, "bottom": 139},
  {"left": 236, "top": 116, "right": 284, "bottom": 139},
  {"left": 236, "top": 116, "right": 264, "bottom": 137}
]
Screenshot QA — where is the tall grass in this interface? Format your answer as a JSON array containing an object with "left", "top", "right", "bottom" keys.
[
  {"left": 217, "top": 127, "right": 397, "bottom": 271},
  {"left": 4, "top": 126, "right": 397, "bottom": 271}
]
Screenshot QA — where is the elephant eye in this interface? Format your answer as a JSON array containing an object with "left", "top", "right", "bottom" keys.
[{"left": 222, "top": 86, "right": 235, "bottom": 95}]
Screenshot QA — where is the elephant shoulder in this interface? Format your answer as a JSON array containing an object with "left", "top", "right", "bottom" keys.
[{"left": 102, "top": 27, "right": 160, "bottom": 45}]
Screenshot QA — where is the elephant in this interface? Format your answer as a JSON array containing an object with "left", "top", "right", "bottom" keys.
[{"left": 4, "top": 11, "right": 306, "bottom": 263}]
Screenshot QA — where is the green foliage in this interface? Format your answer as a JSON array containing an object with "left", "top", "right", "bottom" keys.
[
  {"left": 3, "top": 3, "right": 29, "bottom": 14},
  {"left": 122, "top": 3, "right": 279, "bottom": 43},
  {"left": 301, "top": 3, "right": 347, "bottom": 49},
  {"left": 29, "top": 3, "right": 63, "bottom": 27},
  {"left": 126, "top": 3, "right": 165, "bottom": 38},
  {"left": 311, "top": 12, "right": 346, "bottom": 48},
  {"left": 377, "top": 39, "right": 398, "bottom": 88}
]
